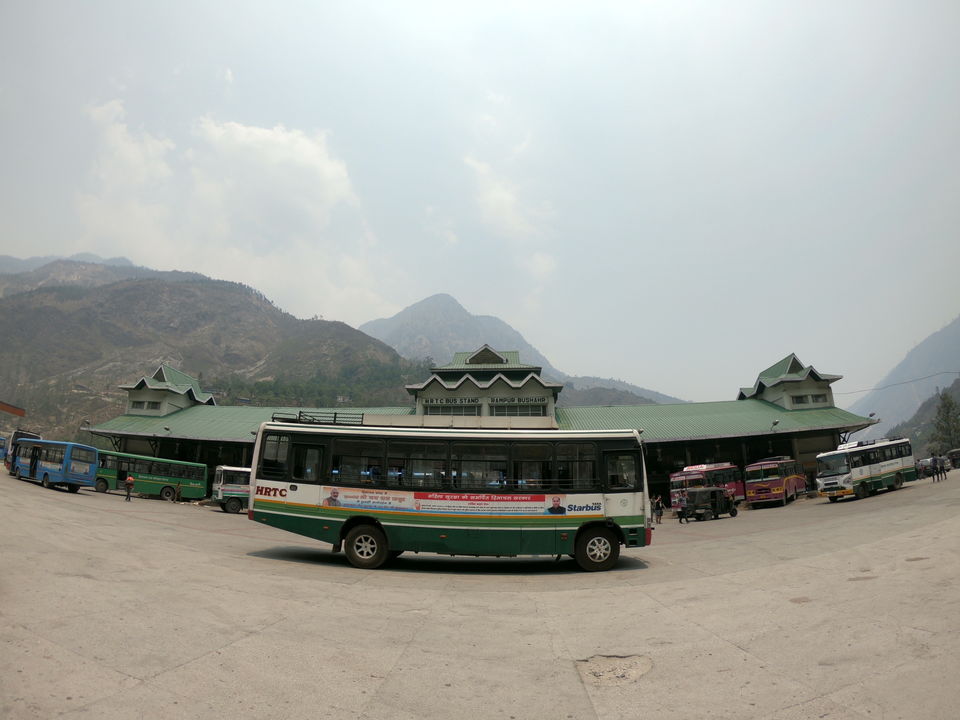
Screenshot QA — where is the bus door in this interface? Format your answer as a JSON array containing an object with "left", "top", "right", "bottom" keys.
[
  {"left": 29, "top": 446, "right": 40, "bottom": 479},
  {"left": 604, "top": 451, "right": 647, "bottom": 547}
]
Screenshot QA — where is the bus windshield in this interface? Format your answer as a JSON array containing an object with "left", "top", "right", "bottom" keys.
[
  {"left": 745, "top": 466, "right": 781, "bottom": 481},
  {"left": 817, "top": 455, "right": 849, "bottom": 477}
]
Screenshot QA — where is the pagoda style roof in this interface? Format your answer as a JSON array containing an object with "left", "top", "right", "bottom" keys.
[
  {"left": 119, "top": 365, "right": 216, "bottom": 405},
  {"left": 433, "top": 345, "right": 541, "bottom": 373},
  {"left": 737, "top": 354, "right": 842, "bottom": 400},
  {"left": 405, "top": 372, "right": 563, "bottom": 396}
]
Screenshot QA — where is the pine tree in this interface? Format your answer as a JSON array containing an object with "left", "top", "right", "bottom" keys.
[{"left": 930, "top": 393, "right": 960, "bottom": 454}]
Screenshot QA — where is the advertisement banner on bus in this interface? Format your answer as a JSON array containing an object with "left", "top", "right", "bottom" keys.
[{"left": 314, "top": 486, "right": 592, "bottom": 516}]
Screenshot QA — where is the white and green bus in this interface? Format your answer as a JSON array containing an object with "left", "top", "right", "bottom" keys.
[
  {"left": 213, "top": 465, "right": 251, "bottom": 513},
  {"left": 816, "top": 437, "right": 916, "bottom": 502},
  {"left": 248, "top": 414, "right": 652, "bottom": 571}
]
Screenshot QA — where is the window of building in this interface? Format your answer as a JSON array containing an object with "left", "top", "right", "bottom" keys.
[
  {"left": 491, "top": 404, "right": 546, "bottom": 417},
  {"left": 811, "top": 394, "right": 827, "bottom": 403},
  {"left": 792, "top": 395, "right": 810, "bottom": 405},
  {"left": 131, "top": 401, "right": 145, "bottom": 409},
  {"left": 147, "top": 401, "right": 161, "bottom": 410},
  {"left": 424, "top": 405, "right": 479, "bottom": 416}
]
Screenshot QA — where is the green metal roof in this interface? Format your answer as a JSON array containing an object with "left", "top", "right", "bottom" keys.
[
  {"left": 556, "top": 400, "right": 872, "bottom": 441},
  {"left": 436, "top": 348, "right": 539, "bottom": 372},
  {"left": 119, "top": 364, "right": 216, "bottom": 404},
  {"left": 91, "top": 405, "right": 415, "bottom": 443},
  {"left": 738, "top": 354, "right": 842, "bottom": 400},
  {"left": 91, "top": 399, "right": 873, "bottom": 445}
]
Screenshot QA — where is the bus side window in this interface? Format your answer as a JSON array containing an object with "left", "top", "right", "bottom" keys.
[
  {"left": 292, "top": 445, "right": 323, "bottom": 483},
  {"left": 606, "top": 454, "right": 637, "bottom": 491},
  {"left": 261, "top": 434, "right": 290, "bottom": 480}
]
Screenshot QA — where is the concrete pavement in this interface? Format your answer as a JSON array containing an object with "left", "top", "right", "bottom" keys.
[{"left": 1, "top": 470, "right": 958, "bottom": 719}]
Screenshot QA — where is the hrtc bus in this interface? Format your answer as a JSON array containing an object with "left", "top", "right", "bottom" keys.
[
  {"left": 669, "top": 463, "right": 744, "bottom": 506},
  {"left": 95, "top": 450, "right": 208, "bottom": 501},
  {"left": 4, "top": 429, "right": 42, "bottom": 472},
  {"left": 9, "top": 438, "right": 98, "bottom": 492},
  {"left": 213, "top": 465, "right": 251, "bottom": 513},
  {"left": 249, "top": 414, "right": 652, "bottom": 571},
  {"left": 816, "top": 437, "right": 915, "bottom": 502},
  {"left": 744, "top": 456, "right": 807, "bottom": 506}
]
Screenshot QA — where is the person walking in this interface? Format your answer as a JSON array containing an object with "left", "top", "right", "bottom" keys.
[
  {"left": 124, "top": 472, "right": 135, "bottom": 501},
  {"left": 653, "top": 495, "right": 664, "bottom": 524}
]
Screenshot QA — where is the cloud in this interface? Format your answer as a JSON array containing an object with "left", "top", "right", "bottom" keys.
[
  {"left": 75, "top": 103, "right": 399, "bottom": 324},
  {"left": 464, "top": 154, "right": 536, "bottom": 239},
  {"left": 75, "top": 100, "right": 174, "bottom": 251}
]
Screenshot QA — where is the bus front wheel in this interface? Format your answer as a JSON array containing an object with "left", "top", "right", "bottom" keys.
[
  {"left": 344, "top": 524, "right": 389, "bottom": 569},
  {"left": 42, "top": 474, "right": 52, "bottom": 489},
  {"left": 575, "top": 527, "right": 620, "bottom": 572},
  {"left": 893, "top": 473, "right": 903, "bottom": 490},
  {"left": 855, "top": 483, "right": 869, "bottom": 500},
  {"left": 828, "top": 496, "right": 839, "bottom": 503},
  {"left": 95, "top": 479, "right": 108, "bottom": 493},
  {"left": 67, "top": 484, "right": 80, "bottom": 493},
  {"left": 160, "top": 486, "right": 176, "bottom": 502},
  {"left": 16, "top": 469, "right": 25, "bottom": 482},
  {"left": 224, "top": 497, "right": 243, "bottom": 514}
]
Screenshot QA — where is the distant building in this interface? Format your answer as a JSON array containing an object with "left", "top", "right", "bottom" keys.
[{"left": 91, "top": 349, "right": 875, "bottom": 499}]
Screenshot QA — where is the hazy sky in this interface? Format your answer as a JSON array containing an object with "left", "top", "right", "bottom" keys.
[{"left": 2, "top": 1, "right": 958, "bottom": 404}]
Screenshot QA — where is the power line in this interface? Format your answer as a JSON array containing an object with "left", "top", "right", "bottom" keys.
[{"left": 835, "top": 371, "right": 960, "bottom": 396}]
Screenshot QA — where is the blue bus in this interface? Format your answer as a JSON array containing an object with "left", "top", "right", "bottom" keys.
[
  {"left": 4, "top": 429, "right": 42, "bottom": 472},
  {"left": 9, "top": 438, "right": 99, "bottom": 493},
  {"left": 0, "top": 436, "right": 6, "bottom": 463}
]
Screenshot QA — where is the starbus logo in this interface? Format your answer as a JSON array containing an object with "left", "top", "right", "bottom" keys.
[
  {"left": 567, "top": 502, "right": 602, "bottom": 512},
  {"left": 256, "top": 486, "right": 288, "bottom": 498}
]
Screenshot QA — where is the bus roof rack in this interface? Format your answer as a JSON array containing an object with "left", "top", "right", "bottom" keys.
[{"left": 271, "top": 410, "right": 365, "bottom": 426}]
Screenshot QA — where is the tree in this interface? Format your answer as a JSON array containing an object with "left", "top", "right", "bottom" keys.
[{"left": 930, "top": 393, "right": 960, "bottom": 454}]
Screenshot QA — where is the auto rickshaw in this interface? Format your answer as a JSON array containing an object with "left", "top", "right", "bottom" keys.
[{"left": 685, "top": 486, "right": 738, "bottom": 521}]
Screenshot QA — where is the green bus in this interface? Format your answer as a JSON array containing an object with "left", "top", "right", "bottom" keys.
[
  {"left": 249, "top": 414, "right": 652, "bottom": 571},
  {"left": 95, "top": 450, "right": 208, "bottom": 501}
]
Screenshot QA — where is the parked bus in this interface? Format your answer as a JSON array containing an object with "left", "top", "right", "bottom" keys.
[
  {"left": 95, "top": 450, "right": 208, "bottom": 501},
  {"left": 947, "top": 449, "right": 960, "bottom": 471},
  {"left": 4, "top": 429, "right": 42, "bottom": 472},
  {"left": 213, "top": 465, "right": 251, "bottom": 513},
  {"left": 249, "top": 413, "right": 652, "bottom": 571},
  {"left": 816, "top": 437, "right": 915, "bottom": 502},
  {"left": 9, "top": 438, "right": 98, "bottom": 492},
  {"left": 744, "top": 456, "right": 807, "bottom": 506},
  {"left": 669, "top": 463, "right": 744, "bottom": 507},
  {"left": 0, "top": 435, "right": 6, "bottom": 463}
]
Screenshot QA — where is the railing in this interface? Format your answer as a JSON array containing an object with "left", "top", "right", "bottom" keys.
[{"left": 270, "top": 410, "right": 365, "bottom": 426}]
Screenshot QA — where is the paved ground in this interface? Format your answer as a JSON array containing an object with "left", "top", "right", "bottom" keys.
[{"left": 1, "top": 470, "right": 958, "bottom": 719}]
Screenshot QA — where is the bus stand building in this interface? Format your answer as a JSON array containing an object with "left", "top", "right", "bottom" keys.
[{"left": 88, "top": 348, "right": 875, "bottom": 502}]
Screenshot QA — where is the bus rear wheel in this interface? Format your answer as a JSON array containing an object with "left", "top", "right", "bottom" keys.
[
  {"left": 828, "top": 496, "right": 839, "bottom": 503},
  {"left": 344, "top": 524, "right": 389, "bottom": 569},
  {"left": 67, "top": 484, "right": 80, "bottom": 493},
  {"left": 42, "top": 474, "right": 52, "bottom": 489},
  {"left": 224, "top": 497, "right": 243, "bottom": 514},
  {"left": 575, "top": 527, "right": 619, "bottom": 572},
  {"left": 16, "top": 469, "right": 25, "bottom": 482},
  {"left": 95, "top": 479, "right": 108, "bottom": 493},
  {"left": 893, "top": 473, "right": 903, "bottom": 490},
  {"left": 160, "top": 486, "right": 176, "bottom": 502}
]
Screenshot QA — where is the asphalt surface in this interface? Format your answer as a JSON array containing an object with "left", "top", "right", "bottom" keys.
[{"left": 1, "top": 469, "right": 958, "bottom": 719}]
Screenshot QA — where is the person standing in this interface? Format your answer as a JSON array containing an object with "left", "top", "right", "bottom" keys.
[
  {"left": 124, "top": 472, "right": 135, "bottom": 501},
  {"left": 653, "top": 495, "right": 664, "bottom": 524},
  {"left": 677, "top": 490, "right": 689, "bottom": 523}
]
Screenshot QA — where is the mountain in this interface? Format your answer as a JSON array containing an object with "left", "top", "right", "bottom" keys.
[
  {"left": 0, "top": 268, "right": 423, "bottom": 440},
  {"left": 359, "top": 293, "right": 684, "bottom": 405},
  {"left": 886, "top": 378, "right": 960, "bottom": 456},
  {"left": 0, "top": 259, "right": 203, "bottom": 298},
  {"left": 850, "top": 313, "right": 960, "bottom": 438},
  {"left": 0, "top": 253, "right": 134, "bottom": 274}
]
